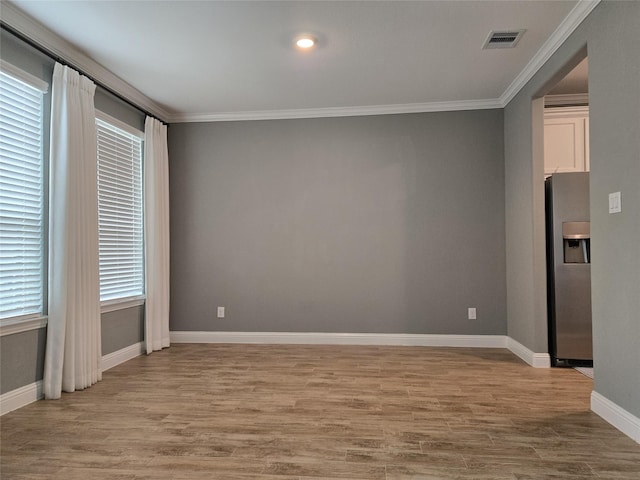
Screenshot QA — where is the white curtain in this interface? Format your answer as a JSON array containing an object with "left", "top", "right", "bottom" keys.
[
  {"left": 144, "top": 116, "right": 170, "bottom": 354},
  {"left": 43, "top": 63, "right": 101, "bottom": 399}
]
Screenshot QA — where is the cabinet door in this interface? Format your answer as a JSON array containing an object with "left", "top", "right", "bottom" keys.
[{"left": 544, "top": 117, "right": 586, "bottom": 174}]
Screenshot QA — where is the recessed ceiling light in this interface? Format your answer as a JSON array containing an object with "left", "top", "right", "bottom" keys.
[{"left": 295, "top": 36, "right": 316, "bottom": 50}]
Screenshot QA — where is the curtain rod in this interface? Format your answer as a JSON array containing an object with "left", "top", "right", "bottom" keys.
[{"left": 1, "top": 22, "right": 168, "bottom": 126}]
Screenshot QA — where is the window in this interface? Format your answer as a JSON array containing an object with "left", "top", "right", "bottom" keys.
[
  {"left": 0, "top": 62, "right": 47, "bottom": 323},
  {"left": 96, "top": 112, "right": 144, "bottom": 304}
]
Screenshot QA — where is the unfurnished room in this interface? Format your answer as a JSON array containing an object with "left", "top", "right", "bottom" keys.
[{"left": 0, "top": 1, "right": 639, "bottom": 479}]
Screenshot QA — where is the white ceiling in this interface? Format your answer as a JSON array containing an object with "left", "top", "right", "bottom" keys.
[{"left": 7, "top": 0, "right": 594, "bottom": 122}]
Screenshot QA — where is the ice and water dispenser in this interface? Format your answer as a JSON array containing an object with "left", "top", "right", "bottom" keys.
[{"left": 562, "top": 221, "right": 590, "bottom": 264}]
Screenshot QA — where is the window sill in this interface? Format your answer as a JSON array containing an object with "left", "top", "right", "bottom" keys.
[
  {"left": 100, "top": 296, "right": 145, "bottom": 314},
  {"left": 0, "top": 315, "right": 48, "bottom": 337},
  {"left": 0, "top": 298, "right": 146, "bottom": 336}
]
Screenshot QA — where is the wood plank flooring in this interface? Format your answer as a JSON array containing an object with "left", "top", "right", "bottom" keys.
[{"left": 2, "top": 344, "right": 639, "bottom": 479}]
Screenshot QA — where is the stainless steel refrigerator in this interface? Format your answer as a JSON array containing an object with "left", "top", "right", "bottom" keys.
[{"left": 545, "top": 172, "right": 593, "bottom": 367}]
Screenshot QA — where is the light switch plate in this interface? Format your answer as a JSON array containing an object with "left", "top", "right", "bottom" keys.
[
  {"left": 468, "top": 307, "right": 477, "bottom": 320},
  {"left": 217, "top": 306, "right": 225, "bottom": 318},
  {"left": 609, "top": 192, "right": 621, "bottom": 214}
]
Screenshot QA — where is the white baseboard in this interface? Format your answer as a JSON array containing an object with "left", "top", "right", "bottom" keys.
[
  {"left": 591, "top": 391, "right": 640, "bottom": 444},
  {"left": 170, "top": 331, "right": 508, "bottom": 348},
  {"left": 506, "top": 337, "right": 551, "bottom": 368},
  {"left": 102, "top": 342, "right": 145, "bottom": 371},
  {"left": 0, "top": 380, "right": 43, "bottom": 416},
  {"left": 1, "top": 342, "right": 145, "bottom": 416},
  {"left": 171, "top": 331, "right": 551, "bottom": 367}
]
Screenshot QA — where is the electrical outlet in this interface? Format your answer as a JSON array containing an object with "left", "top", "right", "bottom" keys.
[
  {"left": 468, "top": 307, "right": 477, "bottom": 320},
  {"left": 217, "top": 306, "right": 225, "bottom": 319}
]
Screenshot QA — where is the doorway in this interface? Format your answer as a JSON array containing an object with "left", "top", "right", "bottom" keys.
[{"left": 532, "top": 52, "right": 593, "bottom": 374}]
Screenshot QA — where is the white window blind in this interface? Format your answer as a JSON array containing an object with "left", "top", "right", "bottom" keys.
[
  {"left": 96, "top": 115, "right": 144, "bottom": 302},
  {"left": 0, "top": 68, "right": 45, "bottom": 320}
]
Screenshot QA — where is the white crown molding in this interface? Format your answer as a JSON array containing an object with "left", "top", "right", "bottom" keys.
[
  {"left": 166, "top": 99, "right": 503, "bottom": 123},
  {"left": 2, "top": 0, "right": 599, "bottom": 123},
  {"left": 102, "top": 342, "right": 145, "bottom": 371},
  {"left": 591, "top": 391, "right": 640, "bottom": 444},
  {"left": 130, "top": 0, "right": 601, "bottom": 123},
  {"left": 506, "top": 337, "right": 551, "bottom": 368},
  {"left": 170, "top": 331, "right": 508, "bottom": 348},
  {"left": 500, "top": 0, "right": 600, "bottom": 107},
  {"left": 0, "top": 1, "right": 172, "bottom": 122},
  {"left": 544, "top": 94, "right": 589, "bottom": 107},
  {"left": 0, "top": 381, "right": 42, "bottom": 416}
]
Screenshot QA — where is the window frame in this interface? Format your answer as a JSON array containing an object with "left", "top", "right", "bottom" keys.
[
  {"left": 95, "top": 110, "right": 145, "bottom": 313},
  {"left": 0, "top": 60, "right": 49, "bottom": 336}
]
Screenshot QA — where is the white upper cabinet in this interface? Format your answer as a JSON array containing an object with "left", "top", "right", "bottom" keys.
[{"left": 544, "top": 106, "right": 589, "bottom": 175}]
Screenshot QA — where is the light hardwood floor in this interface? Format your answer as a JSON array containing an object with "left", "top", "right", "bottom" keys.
[{"left": 2, "top": 344, "right": 639, "bottom": 479}]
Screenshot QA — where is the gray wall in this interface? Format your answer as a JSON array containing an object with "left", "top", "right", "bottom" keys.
[
  {"left": 0, "top": 329, "right": 46, "bottom": 394},
  {"left": 101, "top": 306, "right": 145, "bottom": 355},
  {"left": 169, "top": 110, "right": 506, "bottom": 335},
  {"left": 95, "top": 88, "right": 145, "bottom": 132},
  {"left": 0, "top": 309, "right": 143, "bottom": 395},
  {"left": 504, "top": 1, "right": 640, "bottom": 417},
  {"left": 0, "top": 28, "right": 145, "bottom": 395}
]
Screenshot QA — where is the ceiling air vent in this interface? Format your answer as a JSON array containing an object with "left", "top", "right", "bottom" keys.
[{"left": 483, "top": 30, "right": 526, "bottom": 49}]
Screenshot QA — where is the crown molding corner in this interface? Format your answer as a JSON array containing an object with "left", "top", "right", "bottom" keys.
[
  {"left": 499, "top": 0, "right": 601, "bottom": 107},
  {"left": 1, "top": 1, "right": 171, "bottom": 122}
]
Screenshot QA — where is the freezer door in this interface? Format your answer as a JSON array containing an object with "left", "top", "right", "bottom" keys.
[{"left": 554, "top": 264, "right": 592, "bottom": 360}]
